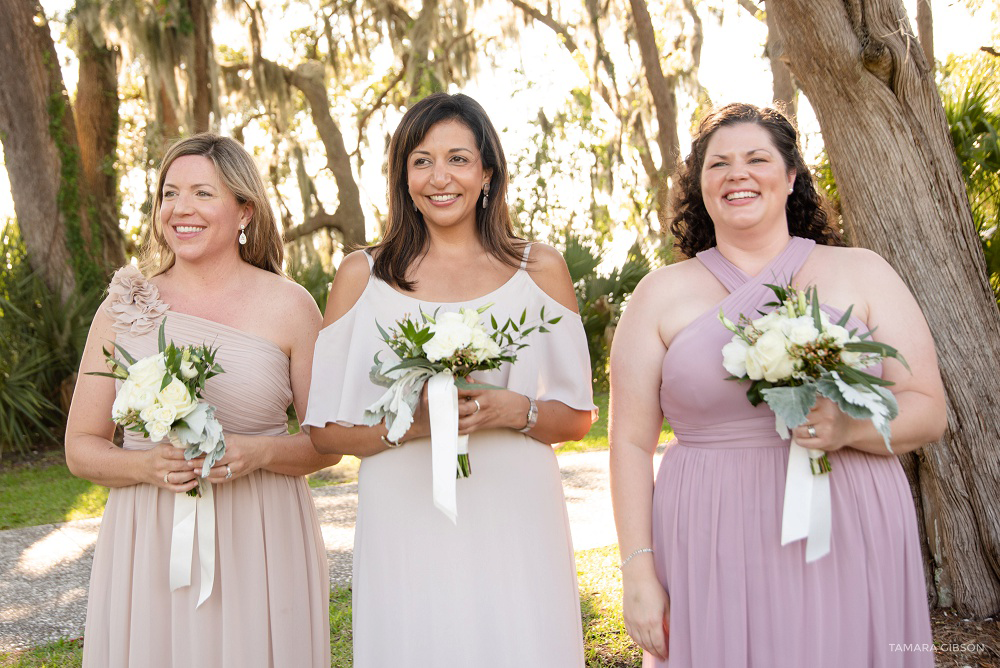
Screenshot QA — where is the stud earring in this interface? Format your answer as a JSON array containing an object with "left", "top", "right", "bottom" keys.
[
  {"left": 482, "top": 182, "right": 490, "bottom": 209},
  {"left": 788, "top": 186, "right": 794, "bottom": 194},
  {"left": 239, "top": 224, "right": 247, "bottom": 245}
]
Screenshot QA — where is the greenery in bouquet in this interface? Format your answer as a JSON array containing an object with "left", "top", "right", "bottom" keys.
[
  {"left": 89, "top": 318, "right": 226, "bottom": 493},
  {"left": 719, "top": 284, "right": 909, "bottom": 473},
  {"left": 364, "top": 303, "right": 561, "bottom": 476}
]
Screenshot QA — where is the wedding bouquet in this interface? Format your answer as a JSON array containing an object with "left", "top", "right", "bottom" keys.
[
  {"left": 719, "top": 284, "right": 908, "bottom": 474},
  {"left": 92, "top": 318, "right": 226, "bottom": 495},
  {"left": 363, "top": 304, "right": 560, "bottom": 478}
]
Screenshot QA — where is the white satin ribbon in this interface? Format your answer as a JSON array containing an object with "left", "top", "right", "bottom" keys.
[
  {"left": 169, "top": 482, "right": 217, "bottom": 606},
  {"left": 427, "top": 371, "right": 467, "bottom": 524},
  {"left": 780, "top": 437, "right": 832, "bottom": 562}
]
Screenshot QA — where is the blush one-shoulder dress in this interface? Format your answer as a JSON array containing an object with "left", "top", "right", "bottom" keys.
[
  {"left": 304, "top": 246, "right": 595, "bottom": 667},
  {"left": 82, "top": 266, "right": 330, "bottom": 668},
  {"left": 652, "top": 237, "right": 933, "bottom": 668}
]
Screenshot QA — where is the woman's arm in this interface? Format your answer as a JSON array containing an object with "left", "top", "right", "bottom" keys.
[
  {"left": 455, "top": 243, "right": 592, "bottom": 443},
  {"left": 65, "top": 303, "right": 201, "bottom": 494},
  {"left": 792, "top": 250, "right": 947, "bottom": 455},
  {"left": 309, "top": 251, "right": 410, "bottom": 457},
  {"left": 609, "top": 271, "right": 673, "bottom": 661}
]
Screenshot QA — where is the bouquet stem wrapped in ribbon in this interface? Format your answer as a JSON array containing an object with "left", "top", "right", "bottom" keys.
[
  {"left": 91, "top": 318, "right": 226, "bottom": 605},
  {"left": 719, "top": 284, "right": 908, "bottom": 562},
  {"left": 363, "top": 304, "right": 559, "bottom": 523}
]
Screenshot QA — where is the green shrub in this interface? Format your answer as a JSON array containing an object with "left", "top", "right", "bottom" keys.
[{"left": 0, "top": 222, "right": 101, "bottom": 461}]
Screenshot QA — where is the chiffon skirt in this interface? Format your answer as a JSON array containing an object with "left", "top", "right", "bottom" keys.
[
  {"left": 651, "top": 440, "right": 933, "bottom": 668},
  {"left": 83, "top": 469, "right": 330, "bottom": 668},
  {"left": 352, "top": 428, "right": 584, "bottom": 667}
]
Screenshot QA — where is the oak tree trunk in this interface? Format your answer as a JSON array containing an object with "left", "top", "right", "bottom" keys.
[
  {"left": 0, "top": 0, "right": 79, "bottom": 298},
  {"left": 768, "top": 0, "right": 1000, "bottom": 617},
  {"left": 75, "top": 17, "right": 126, "bottom": 271}
]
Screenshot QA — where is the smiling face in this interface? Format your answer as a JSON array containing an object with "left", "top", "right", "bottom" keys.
[
  {"left": 406, "top": 119, "right": 492, "bottom": 233},
  {"left": 700, "top": 122, "right": 797, "bottom": 239},
  {"left": 159, "top": 154, "right": 251, "bottom": 264}
]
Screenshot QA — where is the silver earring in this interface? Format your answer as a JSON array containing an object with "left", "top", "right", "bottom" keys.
[
  {"left": 482, "top": 182, "right": 490, "bottom": 209},
  {"left": 412, "top": 199, "right": 417, "bottom": 212},
  {"left": 239, "top": 224, "right": 247, "bottom": 245}
]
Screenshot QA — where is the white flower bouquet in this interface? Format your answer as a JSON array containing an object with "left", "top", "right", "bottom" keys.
[
  {"left": 364, "top": 304, "right": 559, "bottom": 478},
  {"left": 92, "top": 318, "right": 226, "bottom": 495},
  {"left": 719, "top": 284, "right": 908, "bottom": 474}
]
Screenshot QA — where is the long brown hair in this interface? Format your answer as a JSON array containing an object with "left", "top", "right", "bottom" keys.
[
  {"left": 141, "top": 133, "right": 284, "bottom": 276},
  {"left": 372, "top": 93, "right": 523, "bottom": 291},
  {"left": 669, "top": 103, "right": 843, "bottom": 258}
]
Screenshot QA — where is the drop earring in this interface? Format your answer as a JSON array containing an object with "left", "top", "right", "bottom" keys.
[
  {"left": 239, "top": 224, "right": 247, "bottom": 245},
  {"left": 412, "top": 199, "right": 418, "bottom": 212},
  {"left": 482, "top": 182, "right": 490, "bottom": 209}
]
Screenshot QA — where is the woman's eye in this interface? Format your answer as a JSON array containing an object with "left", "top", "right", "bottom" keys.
[
  {"left": 163, "top": 190, "right": 176, "bottom": 198},
  {"left": 412, "top": 157, "right": 430, "bottom": 167},
  {"left": 196, "top": 190, "right": 212, "bottom": 197},
  {"left": 450, "top": 155, "right": 469, "bottom": 164}
]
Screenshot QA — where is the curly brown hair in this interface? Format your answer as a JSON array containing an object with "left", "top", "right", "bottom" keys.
[{"left": 669, "top": 103, "right": 843, "bottom": 258}]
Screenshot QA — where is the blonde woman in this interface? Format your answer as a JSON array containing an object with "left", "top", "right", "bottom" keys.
[{"left": 66, "top": 134, "right": 339, "bottom": 667}]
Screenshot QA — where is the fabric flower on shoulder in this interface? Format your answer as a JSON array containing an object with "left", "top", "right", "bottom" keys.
[{"left": 105, "top": 265, "right": 168, "bottom": 335}]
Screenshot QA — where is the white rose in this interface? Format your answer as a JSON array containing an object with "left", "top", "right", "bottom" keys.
[
  {"left": 112, "top": 379, "right": 135, "bottom": 419},
  {"left": 127, "top": 353, "right": 168, "bottom": 391},
  {"left": 840, "top": 349, "right": 864, "bottom": 368},
  {"left": 424, "top": 312, "right": 474, "bottom": 362},
  {"left": 721, "top": 337, "right": 750, "bottom": 378},
  {"left": 459, "top": 307, "right": 482, "bottom": 328},
  {"left": 469, "top": 328, "right": 501, "bottom": 362},
  {"left": 140, "top": 402, "right": 178, "bottom": 426},
  {"left": 825, "top": 323, "right": 851, "bottom": 346},
  {"left": 130, "top": 387, "right": 157, "bottom": 412},
  {"left": 156, "top": 377, "right": 199, "bottom": 419},
  {"left": 783, "top": 316, "right": 820, "bottom": 346},
  {"left": 751, "top": 311, "right": 781, "bottom": 332},
  {"left": 147, "top": 420, "right": 171, "bottom": 443},
  {"left": 178, "top": 359, "right": 198, "bottom": 380},
  {"left": 745, "top": 329, "right": 796, "bottom": 382}
]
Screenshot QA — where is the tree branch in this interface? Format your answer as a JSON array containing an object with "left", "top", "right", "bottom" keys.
[
  {"left": 508, "top": 0, "right": 581, "bottom": 53},
  {"left": 737, "top": 0, "right": 763, "bottom": 18}
]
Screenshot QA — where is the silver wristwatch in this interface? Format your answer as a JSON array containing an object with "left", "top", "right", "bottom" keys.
[{"left": 518, "top": 398, "right": 538, "bottom": 433}]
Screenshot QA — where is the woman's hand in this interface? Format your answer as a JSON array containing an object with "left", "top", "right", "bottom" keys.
[
  {"left": 622, "top": 569, "right": 670, "bottom": 660},
  {"left": 149, "top": 443, "right": 202, "bottom": 494},
  {"left": 187, "top": 433, "right": 267, "bottom": 485},
  {"left": 456, "top": 382, "right": 528, "bottom": 434},
  {"left": 792, "top": 397, "right": 853, "bottom": 452}
]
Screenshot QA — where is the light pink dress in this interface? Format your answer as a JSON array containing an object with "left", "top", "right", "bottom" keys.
[
  {"left": 82, "top": 266, "right": 330, "bottom": 668},
  {"left": 652, "top": 237, "right": 933, "bottom": 667},
  {"left": 304, "top": 246, "right": 595, "bottom": 667}
]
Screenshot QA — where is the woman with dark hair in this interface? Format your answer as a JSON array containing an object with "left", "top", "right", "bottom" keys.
[
  {"left": 609, "top": 103, "right": 944, "bottom": 667},
  {"left": 67, "top": 134, "right": 339, "bottom": 667},
  {"left": 306, "top": 93, "right": 595, "bottom": 665}
]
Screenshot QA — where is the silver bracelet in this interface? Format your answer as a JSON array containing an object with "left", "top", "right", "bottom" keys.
[{"left": 619, "top": 547, "right": 654, "bottom": 570}]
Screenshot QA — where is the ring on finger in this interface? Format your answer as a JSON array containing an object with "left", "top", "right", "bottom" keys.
[
  {"left": 164, "top": 472, "right": 170, "bottom": 485},
  {"left": 807, "top": 425, "right": 817, "bottom": 439},
  {"left": 471, "top": 399, "right": 481, "bottom": 415},
  {"left": 225, "top": 464, "right": 233, "bottom": 480}
]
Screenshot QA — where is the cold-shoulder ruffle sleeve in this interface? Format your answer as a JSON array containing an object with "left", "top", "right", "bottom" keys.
[
  {"left": 302, "top": 284, "right": 384, "bottom": 428},
  {"left": 501, "top": 294, "right": 596, "bottom": 412},
  {"left": 303, "top": 276, "right": 596, "bottom": 429},
  {"left": 104, "top": 265, "right": 168, "bottom": 335}
]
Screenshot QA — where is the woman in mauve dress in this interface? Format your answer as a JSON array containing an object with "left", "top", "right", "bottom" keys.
[
  {"left": 66, "top": 134, "right": 340, "bottom": 668},
  {"left": 609, "top": 103, "right": 945, "bottom": 668},
  {"left": 306, "top": 92, "right": 595, "bottom": 667}
]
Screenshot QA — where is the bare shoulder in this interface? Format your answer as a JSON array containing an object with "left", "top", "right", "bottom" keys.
[
  {"left": 324, "top": 249, "right": 373, "bottom": 325},
  {"left": 811, "top": 244, "right": 901, "bottom": 286},
  {"left": 630, "top": 257, "right": 703, "bottom": 302},
  {"left": 252, "top": 270, "right": 322, "bottom": 339},
  {"left": 524, "top": 242, "right": 578, "bottom": 312}
]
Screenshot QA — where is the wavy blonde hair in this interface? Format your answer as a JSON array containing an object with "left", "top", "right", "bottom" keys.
[{"left": 141, "top": 133, "right": 284, "bottom": 277}]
